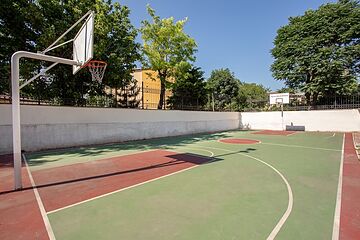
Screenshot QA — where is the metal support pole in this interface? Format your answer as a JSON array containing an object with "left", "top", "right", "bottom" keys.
[
  {"left": 11, "top": 51, "right": 80, "bottom": 190},
  {"left": 281, "top": 103, "right": 284, "bottom": 130},
  {"left": 43, "top": 10, "right": 93, "bottom": 54},
  {"left": 11, "top": 55, "right": 22, "bottom": 190},
  {"left": 20, "top": 62, "right": 58, "bottom": 90}
]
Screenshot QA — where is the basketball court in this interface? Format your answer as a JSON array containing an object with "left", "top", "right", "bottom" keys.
[
  {"left": 2, "top": 10, "right": 360, "bottom": 240},
  {"left": 1, "top": 130, "right": 359, "bottom": 239}
]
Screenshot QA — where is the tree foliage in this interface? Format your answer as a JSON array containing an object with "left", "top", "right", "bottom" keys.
[
  {"left": 207, "top": 68, "right": 240, "bottom": 110},
  {"left": 117, "top": 77, "right": 140, "bottom": 108},
  {"left": 271, "top": 0, "right": 360, "bottom": 104},
  {"left": 168, "top": 66, "right": 207, "bottom": 109},
  {"left": 140, "top": 5, "right": 197, "bottom": 109},
  {"left": 101, "top": 3, "right": 141, "bottom": 107},
  {"left": 0, "top": 0, "right": 140, "bottom": 106},
  {"left": 238, "top": 83, "right": 269, "bottom": 110},
  {"left": 0, "top": 0, "right": 42, "bottom": 94},
  {"left": 277, "top": 87, "right": 296, "bottom": 94}
]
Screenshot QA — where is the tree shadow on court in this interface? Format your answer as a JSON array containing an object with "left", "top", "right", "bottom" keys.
[
  {"left": 0, "top": 152, "right": 223, "bottom": 195},
  {"left": 213, "top": 148, "right": 257, "bottom": 158},
  {"left": 26, "top": 131, "right": 242, "bottom": 167}
]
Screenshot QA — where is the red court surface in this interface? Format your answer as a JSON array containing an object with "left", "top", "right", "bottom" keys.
[
  {"left": 252, "top": 130, "right": 297, "bottom": 136},
  {"left": 219, "top": 138, "right": 260, "bottom": 144},
  {"left": 0, "top": 155, "right": 49, "bottom": 240},
  {"left": 0, "top": 150, "right": 210, "bottom": 240},
  {"left": 340, "top": 133, "right": 360, "bottom": 240},
  {"left": 33, "top": 149, "right": 210, "bottom": 212}
]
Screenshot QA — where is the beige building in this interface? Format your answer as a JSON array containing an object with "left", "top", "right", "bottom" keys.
[
  {"left": 131, "top": 69, "right": 172, "bottom": 109},
  {"left": 105, "top": 69, "right": 173, "bottom": 109}
]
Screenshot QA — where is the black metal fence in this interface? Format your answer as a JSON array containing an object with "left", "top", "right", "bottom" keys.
[
  {"left": 248, "top": 95, "right": 360, "bottom": 112},
  {"left": 1, "top": 90, "right": 359, "bottom": 112}
]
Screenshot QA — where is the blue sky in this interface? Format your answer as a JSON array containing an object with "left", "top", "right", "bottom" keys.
[{"left": 117, "top": 0, "right": 336, "bottom": 90}]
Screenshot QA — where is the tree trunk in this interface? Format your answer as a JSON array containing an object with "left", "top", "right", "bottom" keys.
[
  {"left": 157, "top": 71, "right": 167, "bottom": 109},
  {"left": 158, "top": 80, "right": 166, "bottom": 109}
]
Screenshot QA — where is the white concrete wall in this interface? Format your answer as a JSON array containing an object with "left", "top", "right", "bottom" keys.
[
  {"left": 0, "top": 105, "right": 240, "bottom": 153},
  {"left": 240, "top": 109, "right": 360, "bottom": 132},
  {"left": 1, "top": 105, "right": 358, "bottom": 154}
]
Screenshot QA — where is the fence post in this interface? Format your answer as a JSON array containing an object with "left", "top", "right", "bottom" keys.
[
  {"left": 212, "top": 92, "right": 215, "bottom": 112},
  {"left": 141, "top": 81, "right": 144, "bottom": 109}
]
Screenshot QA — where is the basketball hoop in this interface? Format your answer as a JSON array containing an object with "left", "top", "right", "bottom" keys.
[
  {"left": 275, "top": 98, "right": 283, "bottom": 107},
  {"left": 84, "top": 60, "right": 107, "bottom": 83}
]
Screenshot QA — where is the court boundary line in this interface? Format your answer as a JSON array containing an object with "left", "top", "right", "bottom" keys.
[
  {"left": 332, "top": 134, "right": 345, "bottom": 239},
  {"left": 217, "top": 138, "right": 262, "bottom": 145},
  {"left": 196, "top": 145, "right": 293, "bottom": 240},
  {"left": 47, "top": 149, "right": 214, "bottom": 214},
  {"left": 352, "top": 133, "right": 360, "bottom": 160},
  {"left": 23, "top": 154, "right": 56, "bottom": 240},
  {"left": 30, "top": 131, "right": 340, "bottom": 238},
  {"left": 252, "top": 130, "right": 298, "bottom": 136},
  {"left": 261, "top": 142, "right": 341, "bottom": 152}
]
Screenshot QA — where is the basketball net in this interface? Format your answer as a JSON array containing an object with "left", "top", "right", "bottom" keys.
[{"left": 85, "top": 60, "right": 107, "bottom": 83}]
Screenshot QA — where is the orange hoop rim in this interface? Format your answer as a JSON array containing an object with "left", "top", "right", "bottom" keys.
[{"left": 83, "top": 60, "right": 107, "bottom": 68}]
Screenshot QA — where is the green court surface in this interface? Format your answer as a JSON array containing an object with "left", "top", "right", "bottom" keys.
[{"left": 27, "top": 130, "right": 343, "bottom": 240}]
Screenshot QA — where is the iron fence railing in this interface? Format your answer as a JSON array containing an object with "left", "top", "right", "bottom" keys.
[{"left": 1, "top": 91, "right": 359, "bottom": 112}]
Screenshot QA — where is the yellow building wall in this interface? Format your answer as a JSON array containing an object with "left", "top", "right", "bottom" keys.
[
  {"left": 104, "top": 69, "right": 172, "bottom": 109},
  {"left": 132, "top": 69, "right": 172, "bottom": 109}
]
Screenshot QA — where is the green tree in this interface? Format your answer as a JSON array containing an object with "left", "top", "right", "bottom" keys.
[
  {"left": 271, "top": 0, "right": 360, "bottom": 104},
  {"left": 277, "top": 87, "right": 296, "bottom": 94},
  {"left": 207, "top": 68, "right": 240, "bottom": 110},
  {"left": 140, "top": 5, "right": 197, "bottom": 109},
  {"left": 0, "top": 0, "right": 141, "bottom": 106},
  {"left": 0, "top": 0, "right": 43, "bottom": 94},
  {"left": 101, "top": 3, "right": 141, "bottom": 107},
  {"left": 168, "top": 66, "right": 207, "bottom": 110},
  {"left": 1, "top": 0, "right": 100, "bottom": 103},
  {"left": 238, "top": 83, "right": 269, "bottom": 110},
  {"left": 117, "top": 77, "right": 140, "bottom": 108}
]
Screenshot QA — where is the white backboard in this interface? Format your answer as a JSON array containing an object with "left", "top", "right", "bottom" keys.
[
  {"left": 73, "top": 12, "right": 94, "bottom": 74},
  {"left": 270, "top": 93, "right": 290, "bottom": 105}
]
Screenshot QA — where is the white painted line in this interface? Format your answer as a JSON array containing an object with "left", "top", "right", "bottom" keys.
[
  {"left": 352, "top": 133, "right": 360, "bottom": 160},
  {"left": 262, "top": 142, "right": 341, "bottom": 152},
  {"left": 172, "top": 147, "right": 214, "bottom": 158},
  {"left": 23, "top": 154, "right": 56, "bottom": 240},
  {"left": 326, "top": 133, "right": 336, "bottom": 139},
  {"left": 217, "top": 139, "right": 262, "bottom": 144},
  {"left": 196, "top": 145, "right": 293, "bottom": 240},
  {"left": 47, "top": 149, "right": 214, "bottom": 214},
  {"left": 332, "top": 134, "right": 345, "bottom": 240}
]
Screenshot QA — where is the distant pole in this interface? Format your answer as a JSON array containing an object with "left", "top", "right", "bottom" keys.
[
  {"left": 212, "top": 92, "right": 215, "bottom": 111},
  {"left": 281, "top": 103, "right": 284, "bottom": 130},
  {"left": 141, "top": 81, "right": 144, "bottom": 109}
]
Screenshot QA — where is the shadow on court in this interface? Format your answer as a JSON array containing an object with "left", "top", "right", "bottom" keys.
[
  {"left": 15, "top": 150, "right": 222, "bottom": 212},
  {"left": 0, "top": 151, "right": 222, "bottom": 196},
  {"left": 25, "top": 131, "right": 235, "bottom": 168}
]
